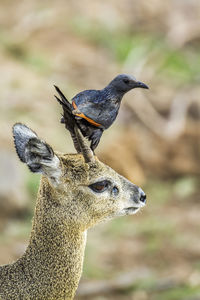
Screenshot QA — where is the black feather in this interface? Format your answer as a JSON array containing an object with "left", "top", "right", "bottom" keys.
[{"left": 54, "top": 86, "right": 82, "bottom": 153}]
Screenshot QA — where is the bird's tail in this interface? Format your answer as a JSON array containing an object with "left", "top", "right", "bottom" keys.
[
  {"left": 54, "top": 85, "right": 73, "bottom": 115},
  {"left": 54, "top": 85, "right": 82, "bottom": 153}
]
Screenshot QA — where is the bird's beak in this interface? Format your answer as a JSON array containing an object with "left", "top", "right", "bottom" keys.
[{"left": 136, "top": 81, "right": 149, "bottom": 89}]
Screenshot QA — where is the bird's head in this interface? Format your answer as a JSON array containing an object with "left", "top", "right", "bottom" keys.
[{"left": 108, "top": 74, "right": 149, "bottom": 94}]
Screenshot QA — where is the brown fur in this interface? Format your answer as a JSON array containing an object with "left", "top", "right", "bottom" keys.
[{"left": 0, "top": 149, "right": 144, "bottom": 299}]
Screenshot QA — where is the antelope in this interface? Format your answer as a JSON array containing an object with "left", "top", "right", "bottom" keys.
[{"left": 0, "top": 122, "right": 146, "bottom": 300}]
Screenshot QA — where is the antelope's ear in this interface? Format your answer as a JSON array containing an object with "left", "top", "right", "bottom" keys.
[{"left": 13, "top": 123, "right": 62, "bottom": 185}]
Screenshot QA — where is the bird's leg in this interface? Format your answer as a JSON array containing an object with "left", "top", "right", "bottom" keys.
[{"left": 90, "top": 129, "right": 103, "bottom": 152}]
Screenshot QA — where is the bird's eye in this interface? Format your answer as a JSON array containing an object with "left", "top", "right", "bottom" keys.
[
  {"left": 112, "top": 186, "right": 119, "bottom": 196},
  {"left": 89, "top": 180, "right": 110, "bottom": 193},
  {"left": 123, "top": 79, "right": 130, "bottom": 84}
]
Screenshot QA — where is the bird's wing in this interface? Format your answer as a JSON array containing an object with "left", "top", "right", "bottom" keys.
[
  {"left": 72, "top": 101, "right": 101, "bottom": 127},
  {"left": 72, "top": 90, "right": 100, "bottom": 106},
  {"left": 72, "top": 90, "right": 108, "bottom": 128}
]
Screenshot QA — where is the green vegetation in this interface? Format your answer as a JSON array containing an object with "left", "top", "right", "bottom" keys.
[
  {"left": 153, "top": 285, "right": 200, "bottom": 300},
  {"left": 26, "top": 172, "right": 40, "bottom": 200},
  {"left": 69, "top": 17, "right": 199, "bottom": 85}
]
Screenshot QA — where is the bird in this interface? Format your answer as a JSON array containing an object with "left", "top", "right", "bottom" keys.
[{"left": 54, "top": 74, "right": 149, "bottom": 151}]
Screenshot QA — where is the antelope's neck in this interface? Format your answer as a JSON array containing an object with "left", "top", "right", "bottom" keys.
[
  {"left": 20, "top": 221, "right": 87, "bottom": 299},
  {"left": 17, "top": 182, "right": 87, "bottom": 300}
]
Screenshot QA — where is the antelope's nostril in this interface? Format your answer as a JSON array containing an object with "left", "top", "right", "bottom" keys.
[{"left": 140, "top": 191, "right": 146, "bottom": 203}]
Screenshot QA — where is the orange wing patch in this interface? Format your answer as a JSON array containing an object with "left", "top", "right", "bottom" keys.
[{"left": 72, "top": 101, "right": 101, "bottom": 127}]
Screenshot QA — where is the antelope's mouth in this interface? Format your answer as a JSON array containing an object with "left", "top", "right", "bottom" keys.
[{"left": 124, "top": 207, "right": 140, "bottom": 215}]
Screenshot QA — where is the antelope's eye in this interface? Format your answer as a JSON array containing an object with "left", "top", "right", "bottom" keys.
[
  {"left": 123, "top": 79, "right": 129, "bottom": 84},
  {"left": 89, "top": 180, "right": 110, "bottom": 193}
]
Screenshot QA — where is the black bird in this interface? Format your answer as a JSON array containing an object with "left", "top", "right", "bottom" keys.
[{"left": 55, "top": 74, "right": 149, "bottom": 151}]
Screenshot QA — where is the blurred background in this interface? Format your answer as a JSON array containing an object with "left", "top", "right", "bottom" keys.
[{"left": 0, "top": 0, "right": 200, "bottom": 299}]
